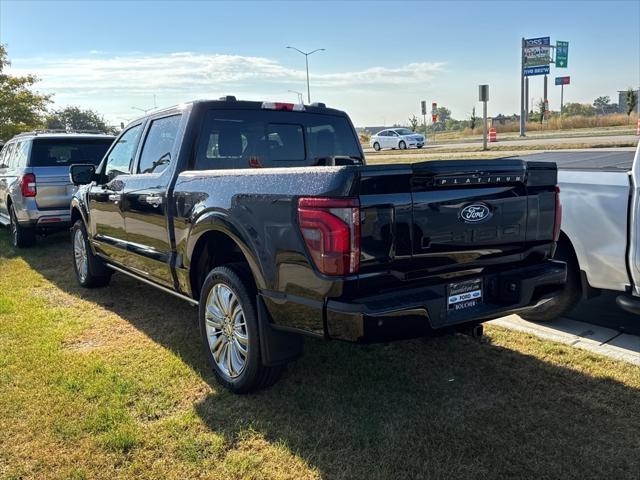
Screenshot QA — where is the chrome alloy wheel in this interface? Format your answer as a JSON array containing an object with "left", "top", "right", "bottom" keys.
[
  {"left": 204, "top": 283, "right": 249, "bottom": 379},
  {"left": 73, "top": 228, "right": 88, "bottom": 283}
]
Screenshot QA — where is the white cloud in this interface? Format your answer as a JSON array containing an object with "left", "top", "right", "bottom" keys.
[
  {"left": 10, "top": 52, "right": 444, "bottom": 92},
  {"left": 7, "top": 52, "right": 445, "bottom": 124}
]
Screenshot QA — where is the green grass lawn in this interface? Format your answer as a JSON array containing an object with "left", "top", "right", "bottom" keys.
[{"left": 1, "top": 230, "right": 639, "bottom": 479}]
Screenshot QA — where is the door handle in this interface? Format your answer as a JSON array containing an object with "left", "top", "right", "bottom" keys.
[
  {"left": 144, "top": 195, "right": 162, "bottom": 208},
  {"left": 108, "top": 194, "right": 121, "bottom": 204}
]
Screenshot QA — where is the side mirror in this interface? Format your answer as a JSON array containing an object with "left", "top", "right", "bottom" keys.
[{"left": 69, "top": 164, "right": 96, "bottom": 185}]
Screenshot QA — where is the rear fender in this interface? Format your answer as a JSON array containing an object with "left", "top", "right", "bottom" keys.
[{"left": 186, "top": 211, "right": 268, "bottom": 292}]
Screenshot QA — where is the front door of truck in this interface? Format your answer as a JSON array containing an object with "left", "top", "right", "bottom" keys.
[
  {"left": 121, "top": 113, "right": 183, "bottom": 288},
  {"left": 88, "top": 123, "right": 143, "bottom": 266}
]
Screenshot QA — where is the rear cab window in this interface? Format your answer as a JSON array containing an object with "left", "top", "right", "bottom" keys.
[
  {"left": 29, "top": 137, "right": 114, "bottom": 167},
  {"left": 194, "top": 109, "right": 361, "bottom": 170}
]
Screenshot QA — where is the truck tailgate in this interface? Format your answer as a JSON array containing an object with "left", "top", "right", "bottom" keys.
[{"left": 358, "top": 159, "right": 558, "bottom": 279}]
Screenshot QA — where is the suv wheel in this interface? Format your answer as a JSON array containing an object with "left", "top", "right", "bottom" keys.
[
  {"left": 9, "top": 205, "right": 35, "bottom": 248},
  {"left": 71, "top": 220, "right": 111, "bottom": 288},
  {"left": 199, "top": 264, "right": 282, "bottom": 393},
  {"left": 373, "top": 142, "right": 381, "bottom": 151},
  {"left": 399, "top": 140, "right": 407, "bottom": 150}
]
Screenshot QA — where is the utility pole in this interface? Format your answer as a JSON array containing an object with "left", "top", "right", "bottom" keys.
[
  {"left": 520, "top": 37, "right": 526, "bottom": 137},
  {"left": 286, "top": 46, "right": 325, "bottom": 104}
]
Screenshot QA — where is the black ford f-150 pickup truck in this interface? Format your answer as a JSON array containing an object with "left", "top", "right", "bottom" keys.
[{"left": 69, "top": 97, "right": 566, "bottom": 392}]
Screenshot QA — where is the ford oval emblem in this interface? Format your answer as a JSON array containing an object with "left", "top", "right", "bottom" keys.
[{"left": 460, "top": 203, "right": 492, "bottom": 223}]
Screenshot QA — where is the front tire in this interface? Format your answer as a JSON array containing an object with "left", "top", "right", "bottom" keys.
[
  {"left": 71, "top": 220, "right": 111, "bottom": 288},
  {"left": 399, "top": 140, "right": 406, "bottom": 150},
  {"left": 199, "top": 264, "right": 282, "bottom": 393},
  {"left": 520, "top": 239, "right": 581, "bottom": 322},
  {"left": 9, "top": 205, "right": 35, "bottom": 248},
  {"left": 373, "top": 142, "right": 381, "bottom": 151}
]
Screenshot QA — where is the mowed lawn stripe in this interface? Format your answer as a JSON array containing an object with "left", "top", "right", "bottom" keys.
[{"left": 0, "top": 230, "right": 639, "bottom": 480}]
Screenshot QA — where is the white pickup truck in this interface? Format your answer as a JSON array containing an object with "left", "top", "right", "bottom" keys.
[{"left": 522, "top": 143, "right": 640, "bottom": 322}]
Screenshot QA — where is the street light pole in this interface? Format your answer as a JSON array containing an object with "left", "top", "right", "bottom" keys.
[{"left": 286, "top": 46, "right": 325, "bottom": 104}]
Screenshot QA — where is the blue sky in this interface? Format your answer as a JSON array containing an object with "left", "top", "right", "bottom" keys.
[{"left": 1, "top": 0, "right": 638, "bottom": 127}]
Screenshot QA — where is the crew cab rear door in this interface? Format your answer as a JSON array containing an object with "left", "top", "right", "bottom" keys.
[
  {"left": 121, "top": 113, "right": 184, "bottom": 288},
  {"left": 88, "top": 123, "right": 144, "bottom": 266}
]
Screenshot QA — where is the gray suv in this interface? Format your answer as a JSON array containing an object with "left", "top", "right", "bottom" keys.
[{"left": 0, "top": 131, "right": 114, "bottom": 247}]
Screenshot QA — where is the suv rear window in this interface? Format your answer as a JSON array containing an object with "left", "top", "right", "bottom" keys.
[
  {"left": 195, "top": 109, "right": 361, "bottom": 170},
  {"left": 29, "top": 138, "right": 114, "bottom": 167}
]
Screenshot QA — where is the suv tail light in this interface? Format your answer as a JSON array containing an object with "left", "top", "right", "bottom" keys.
[
  {"left": 20, "top": 173, "right": 37, "bottom": 197},
  {"left": 297, "top": 197, "right": 360, "bottom": 276},
  {"left": 553, "top": 185, "right": 562, "bottom": 242}
]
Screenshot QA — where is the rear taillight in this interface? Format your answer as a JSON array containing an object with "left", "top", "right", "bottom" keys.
[
  {"left": 20, "top": 173, "right": 37, "bottom": 197},
  {"left": 553, "top": 185, "right": 562, "bottom": 242},
  {"left": 297, "top": 197, "right": 360, "bottom": 276}
]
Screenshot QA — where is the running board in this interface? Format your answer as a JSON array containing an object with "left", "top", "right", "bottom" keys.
[{"left": 105, "top": 263, "right": 199, "bottom": 306}]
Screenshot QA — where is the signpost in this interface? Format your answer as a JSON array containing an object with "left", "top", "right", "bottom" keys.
[
  {"left": 521, "top": 36, "right": 555, "bottom": 137},
  {"left": 431, "top": 102, "right": 437, "bottom": 143},
  {"left": 421, "top": 100, "right": 427, "bottom": 135},
  {"left": 479, "top": 85, "right": 489, "bottom": 150},
  {"left": 555, "top": 76, "right": 570, "bottom": 114},
  {"left": 556, "top": 41, "right": 569, "bottom": 68}
]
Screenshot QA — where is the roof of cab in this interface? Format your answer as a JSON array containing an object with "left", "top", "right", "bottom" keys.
[{"left": 127, "top": 97, "right": 346, "bottom": 125}]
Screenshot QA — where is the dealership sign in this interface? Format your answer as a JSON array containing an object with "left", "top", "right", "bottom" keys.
[
  {"left": 524, "top": 65, "right": 550, "bottom": 76},
  {"left": 523, "top": 36, "right": 551, "bottom": 68},
  {"left": 555, "top": 76, "right": 570, "bottom": 85}
]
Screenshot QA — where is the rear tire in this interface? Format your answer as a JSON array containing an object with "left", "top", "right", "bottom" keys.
[
  {"left": 199, "top": 263, "right": 282, "bottom": 393},
  {"left": 520, "top": 239, "right": 581, "bottom": 322},
  {"left": 71, "top": 220, "right": 111, "bottom": 288},
  {"left": 373, "top": 142, "right": 381, "bottom": 151},
  {"left": 399, "top": 140, "right": 406, "bottom": 150},
  {"left": 9, "top": 205, "right": 35, "bottom": 248}
]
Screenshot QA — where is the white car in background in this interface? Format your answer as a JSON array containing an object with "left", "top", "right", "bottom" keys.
[{"left": 370, "top": 128, "right": 425, "bottom": 151}]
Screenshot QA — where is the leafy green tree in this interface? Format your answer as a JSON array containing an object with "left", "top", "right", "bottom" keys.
[
  {"left": 436, "top": 106, "right": 451, "bottom": 123},
  {"left": 46, "top": 106, "right": 116, "bottom": 134},
  {"left": 0, "top": 44, "right": 51, "bottom": 141},
  {"left": 626, "top": 88, "right": 638, "bottom": 121},
  {"left": 593, "top": 96, "right": 610, "bottom": 115},
  {"left": 469, "top": 107, "right": 477, "bottom": 130},
  {"left": 407, "top": 114, "right": 419, "bottom": 132},
  {"left": 537, "top": 99, "right": 546, "bottom": 124}
]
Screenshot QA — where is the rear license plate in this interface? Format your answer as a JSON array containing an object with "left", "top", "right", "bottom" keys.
[{"left": 447, "top": 278, "right": 482, "bottom": 312}]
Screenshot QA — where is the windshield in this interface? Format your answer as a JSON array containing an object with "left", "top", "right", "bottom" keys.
[
  {"left": 30, "top": 138, "right": 114, "bottom": 167},
  {"left": 395, "top": 129, "right": 416, "bottom": 136}
]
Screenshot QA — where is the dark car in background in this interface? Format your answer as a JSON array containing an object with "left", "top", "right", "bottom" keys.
[{"left": 0, "top": 131, "right": 115, "bottom": 247}]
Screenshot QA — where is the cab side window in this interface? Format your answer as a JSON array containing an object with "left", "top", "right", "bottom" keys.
[
  {"left": 103, "top": 124, "right": 143, "bottom": 182},
  {"left": 137, "top": 115, "right": 181, "bottom": 175},
  {"left": 14, "top": 142, "right": 29, "bottom": 168}
]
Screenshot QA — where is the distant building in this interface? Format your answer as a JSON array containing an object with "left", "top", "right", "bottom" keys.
[
  {"left": 491, "top": 114, "right": 519, "bottom": 125},
  {"left": 618, "top": 89, "right": 640, "bottom": 114},
  {"left": 358, "top": 126, "right": 391, "bottom": 135}
]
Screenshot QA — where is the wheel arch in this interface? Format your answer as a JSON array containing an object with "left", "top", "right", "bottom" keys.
[{"left": 186, "top": 214, "right": 267, "bottom": 300}]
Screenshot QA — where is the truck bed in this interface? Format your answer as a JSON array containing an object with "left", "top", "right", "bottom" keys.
[{"left": 510, "top": 151, "right": 634, "bottom": 171}]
